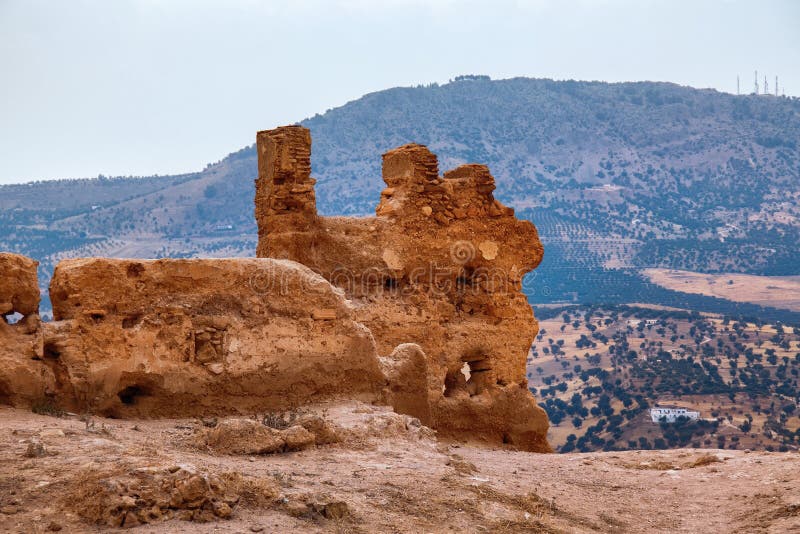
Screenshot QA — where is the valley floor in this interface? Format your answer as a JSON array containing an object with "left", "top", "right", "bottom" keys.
[{"left": 1, "top": 405, "right": 798, "bottom": 533}]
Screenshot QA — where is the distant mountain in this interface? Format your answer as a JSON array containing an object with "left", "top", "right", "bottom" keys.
[{"left": 2, "top": 77, "right": 799, "bottom": 320}]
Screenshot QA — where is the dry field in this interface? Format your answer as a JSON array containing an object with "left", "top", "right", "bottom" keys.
[{"left": 643, "top": 269, "right": 800, "bottom": 312}]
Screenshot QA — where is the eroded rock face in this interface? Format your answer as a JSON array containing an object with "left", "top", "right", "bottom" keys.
[
  {"left": 43, "top": 258, "right": 384, "bottom": 416},
  {"left": 255, "top": 126, "right": 550, "bottom": 452},
  {"left": 0, "top": 253, "right": 53, "bottom": 406}
]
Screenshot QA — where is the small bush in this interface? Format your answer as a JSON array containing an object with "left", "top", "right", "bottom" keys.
[
  {"left": 32, "top": 398, "right": 66, "bottom": 418},
  {"left": 262, "top": 408, "right": 307, "bottom": 430}
]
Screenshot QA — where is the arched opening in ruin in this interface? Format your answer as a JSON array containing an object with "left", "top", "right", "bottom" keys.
[
  {"left": 443, "top": 352, "right": 493, "bottom": 398},
  {"left": 0, "top": 381, "right": 11, "bottom": 405},
  {"left": 463, "top": 355, "right": 492, "bottom": 396},
  {"left": 117, "top": 385, "right": 149, "bottom": 406},
  {"left": 2, "top": 311, "right": 24, "bottom": 325},
  {"left": 443, "top": 369, "right": 465, "bottom": 398}
]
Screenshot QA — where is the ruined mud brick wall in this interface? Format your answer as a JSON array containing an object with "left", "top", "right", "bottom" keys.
[
  {"left": 255, "top": 126, "right": 317, "bottom": 229},
  {"left": 0, "top": 253, "right": 55, "bottom": 406},
  {"left": 0, "top": 257, "right": 385, "bottom": 417},
  {"left": 47, "top": 258, "right": 385, "bottom": 416},
  {"left": 255, "top": 126, "right": 551, "bottom": 452}
]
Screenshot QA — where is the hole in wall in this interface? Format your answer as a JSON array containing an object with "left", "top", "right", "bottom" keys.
[
  {"left": 444, "top": 352, "right": 494, "bottom": 398},
  {"left": 43, "top": 341, "right": 61, "bottom": 360},
  {"left": 460, "top": 362, "right": 471, "bottom": 382},
  {"left": 443, "top": 369, "right": 466, "bottom": 398},
  {"left": 462, "top": 353, "right": 492, "bottom": 396},
  {"left": 464, "top": 360, "right": 485, "bottom": 396},
  {"left": 117, "top": 385, "right": 148, "bottom": 406},
  {"left": 3, "top": 311, "right": 24, "bottom": 325}
]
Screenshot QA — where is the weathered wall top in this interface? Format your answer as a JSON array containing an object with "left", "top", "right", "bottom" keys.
[
  {"left": 377, "top": 144, "right": 508, "bottom": 222},
  {"left": 255, "top": 125, "right": 316, "bottom": 221}
]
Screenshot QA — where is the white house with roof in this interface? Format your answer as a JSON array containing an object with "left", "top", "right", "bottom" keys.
[{"left": 650, "top": 406, "right": 700, "bottom": 423}]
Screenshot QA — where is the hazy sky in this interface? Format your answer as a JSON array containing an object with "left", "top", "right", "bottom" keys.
[{"left": 1, "top": 0, "right": 798, "bottom": 184}]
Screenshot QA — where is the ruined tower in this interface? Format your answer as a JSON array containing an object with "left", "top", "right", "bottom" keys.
[
  {"left": 255, "top": 126, "right": 317, "bottom": 258},
  {"left": 255, "top": 125, "right": 550, "bottom": 452}
]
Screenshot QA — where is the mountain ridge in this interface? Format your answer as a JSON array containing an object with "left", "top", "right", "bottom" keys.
[{"left": 2, "top": 76, "right": 799, "bottom": 319}]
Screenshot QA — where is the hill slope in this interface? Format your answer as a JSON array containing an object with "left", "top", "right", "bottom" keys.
[{"left": 2, "top": 77, "right": 799, "bottom": 319}]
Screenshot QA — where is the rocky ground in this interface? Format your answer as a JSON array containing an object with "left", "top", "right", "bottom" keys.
[{"left": 0, "top": 402, "right": 798, "bottom": 534}]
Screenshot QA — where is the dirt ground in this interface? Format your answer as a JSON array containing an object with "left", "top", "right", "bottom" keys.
[{"left": 1, "top": 403, "right": 798, "bottom": 534}]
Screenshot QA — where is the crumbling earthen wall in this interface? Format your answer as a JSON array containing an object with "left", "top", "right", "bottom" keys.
[
  {"left": 0, "top": 253, "right": 54, "bottom": 406},
  {"left": 0, "top": 256, "right": 385, "bottom": 417},
  {"left": 48, "top": 258, "right": 386, "bottom": 416},
  {"left": 0, "top": 126, "right": 551, "bottom": 453},
  {"left": 255, "top": 126, "right": 550, "bottom": 452}
]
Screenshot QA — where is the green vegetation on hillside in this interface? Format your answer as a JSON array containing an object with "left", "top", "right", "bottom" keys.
[
  {"left": 1, "top": 77, "right": 799, "bottom": 318},
  {"left": 530, "top": 305, "right": 800, "bottom": 453}
]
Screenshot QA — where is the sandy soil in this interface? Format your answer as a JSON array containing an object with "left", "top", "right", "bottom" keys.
[
  {"left": 1, "top": 404, "right": 798, "bottom": 534},
  {"left": 643, "top": 269, "right": 800, "bottom": 312}
]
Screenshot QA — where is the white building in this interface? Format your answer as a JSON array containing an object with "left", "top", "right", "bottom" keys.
[
  {"left": 650, "top": 406, "right": 700, "bottom": 423},
  {"left": 626, "top": 319, "right": 658, "bottom": 327}
]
